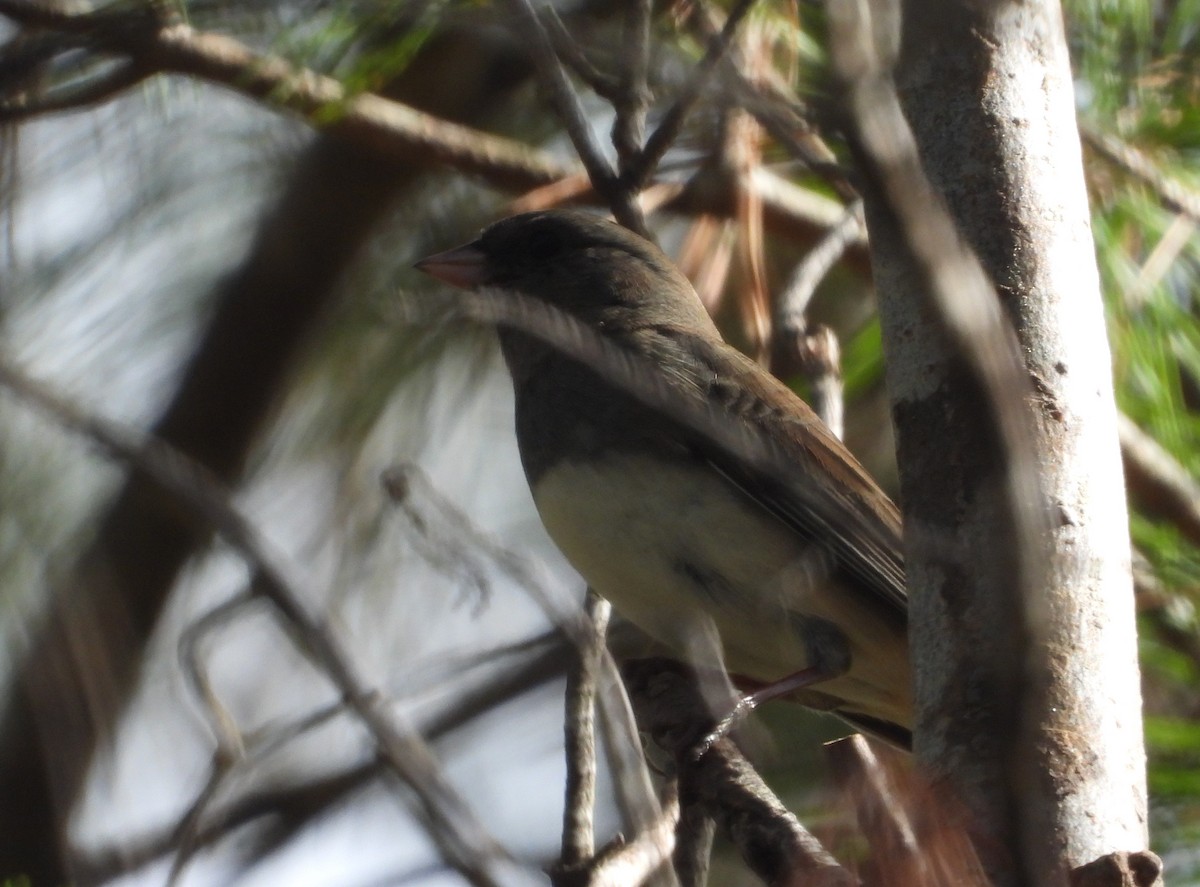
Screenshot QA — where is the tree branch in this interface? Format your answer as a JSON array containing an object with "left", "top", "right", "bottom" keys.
[
  {"left": 612, "top": 0, "right": 652, "bottom": 172},
  {"left": 1082, "top": 125, "right": 1200, "bottom": 223},
  {"left": 0, "top": 5, "right": 572, "bottom": 190},
  {"left": 0, "top": 59, "right": 148, "bottom": 120},
  {"left": 622, "top": 658, "right": 853, "bottom": 887},
  {"left": 559, "top": 590, "right": 612, "bottom": 870},
  {"left": 501, "top": 0, "right": 647, "bottom": 236},
  {"left": 1118, "top": 413, "right": 1200, "bottom": 549},
  {"left": 0, "top": 359, "right": 520, "bottom": 887},
  {"left": 627, "top": 0, "right": 758, "bottom": 191}
]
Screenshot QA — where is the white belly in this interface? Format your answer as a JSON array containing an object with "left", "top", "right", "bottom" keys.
[{"left": 531, "top": 454, "right": 910, "bottom": 725}]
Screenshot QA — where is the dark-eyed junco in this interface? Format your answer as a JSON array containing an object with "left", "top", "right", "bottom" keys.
[{"left": 416, "top": 210, "right": 911, "bottom": 747}]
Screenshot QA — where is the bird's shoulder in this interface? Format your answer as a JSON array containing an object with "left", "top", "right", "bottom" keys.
[{"left": 626, "top": 322, "right": 907, "bottom": 615}]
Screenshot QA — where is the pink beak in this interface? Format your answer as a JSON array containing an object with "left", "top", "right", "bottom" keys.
[{"left": 414, "top": 243, "right": 491, "bottom": 289}]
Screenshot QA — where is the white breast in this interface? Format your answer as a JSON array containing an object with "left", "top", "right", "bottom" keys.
[{"left": 531, "top": 453, "right": 911, "bottom": 725}]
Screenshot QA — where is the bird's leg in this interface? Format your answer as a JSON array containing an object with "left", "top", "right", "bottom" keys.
[
  {"left": 695, "top": 665, "right": 834, "bottom": 758},
  {"left": 696, "top": 618, "right": 853, "bottom": 757}
]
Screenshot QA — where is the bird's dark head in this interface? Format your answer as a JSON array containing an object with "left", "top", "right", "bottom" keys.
[{"left": 415, "top": 210, "right": 714, "bottom": 331}]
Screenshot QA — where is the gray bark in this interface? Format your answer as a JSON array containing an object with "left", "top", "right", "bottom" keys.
[{"left": 863, "top": 0, "right": 1150, "bottom": 883}]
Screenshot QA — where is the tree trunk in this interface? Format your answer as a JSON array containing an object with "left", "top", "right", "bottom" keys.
[{"left": 864, "top": 0, "right": 1150, "bottom": 883}]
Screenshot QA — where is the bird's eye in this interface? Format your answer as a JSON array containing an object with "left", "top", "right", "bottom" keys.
[{"left": 525, "top": 228, "right": 563, "bottom": 260}]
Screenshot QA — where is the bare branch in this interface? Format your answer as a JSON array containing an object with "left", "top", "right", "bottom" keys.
[
  {"left": 777, "top": 201, "right": 865, "bottom": 330},
  {"left": 628, "top": 0, "right": 758, "bottom": 191},
  {"left": 767, "top": 201, "right": 861, "bottom": 437},
  {"left": 499, "top": 0, "right": 647, "bottom": 235},
  {"left": 612, "top": 0, "right": 652, "bottom": 171},
  {"left": 542, "top": 10, "right": 621, "bottom": 101},
  {"left": 1082, "top": 125, "right": 1200, "bottom": 223},
  {"left": 677, "top": 6, "right": 857, "bottom": 202},
  {"left": 0, "top": 3, "right": 876, "bottom": 263},
  {"left": 582, "top": 785, "right": 680, "bottom": 887},
  {"left": 0, "top": 5, "right": 572, "bottom": 190},
  {"left": 1118, "top": 413, "right": 1200, "bottom": 549},
  {"left": 671, "top": 794, "right": 714, "bottom": 887},
  {"left": 739, "top": 88, "right": 857, "bottom": 201},
  {"left": 622, "top": 659, "right": 853, "bottom": 887},
  {"left": 772, "top": 324, "right": 843, "bottom": 440},
  {"left": 0, "top": 60, "right": 148, "bottom": 121},
  {"left": 151, "top": 24, "right": 568, "bottom": 190},
  {"left": 501, "top": 0, "right": 613, "bottom": 187},
  {"left": 826, "top": 735, "right": 921, "bottom": 884},
  {"left": 166, "top": 755, "right": 232, "bottom": 887},
  {"left": 177, "top": 592, "right": 260, "bottom": 762},
  {"left": 75, "top": 763, "right": 380, "bottom": 885},
  {"left": 594, "top": 644, "right": 675, "bottom": 887},
  {"left": 559, "top": 590, "right": 612, "bottom": 869},
  {"left": 0, "top": 359, "right": 522, "bottom": 887}
]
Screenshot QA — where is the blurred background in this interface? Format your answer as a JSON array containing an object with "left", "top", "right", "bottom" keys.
[{"left": 1, "top": 0, "right": 1198, "bottom": 884}]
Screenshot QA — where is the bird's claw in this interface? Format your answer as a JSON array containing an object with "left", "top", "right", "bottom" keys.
[{"left": 692, "top": 694, "right": 757, "bottom": 760}]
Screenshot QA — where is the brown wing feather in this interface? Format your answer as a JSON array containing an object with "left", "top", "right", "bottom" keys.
[{"left": 642, "top": 325, "right": 908, "bottom": 618}]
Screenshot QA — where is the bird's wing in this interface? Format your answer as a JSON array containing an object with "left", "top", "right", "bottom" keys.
[{"left": 646, "top": 327, "right": 908, "bottom": 618}]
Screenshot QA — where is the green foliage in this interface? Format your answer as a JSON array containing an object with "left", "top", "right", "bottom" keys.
[
  {"left": 272, "top": 0, "right": 445, "bottom": 92},
  {"left": 1146, "top": 716, "right": 1200, "bottom": 796},
  {"left": 840, "top": 316, "right": 884, "bottom": 401}
]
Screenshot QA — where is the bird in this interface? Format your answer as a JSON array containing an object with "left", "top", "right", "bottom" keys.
[{"left": 415, "top": 209, "right": 912, "bottom": 748}]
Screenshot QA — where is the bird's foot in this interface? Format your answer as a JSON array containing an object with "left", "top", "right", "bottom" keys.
[
  {"left": 693, "top": 694, "right": 759, "bottom": 759},
  {"left": 693, "top": 665, "right": 834, "bottom": 759}
]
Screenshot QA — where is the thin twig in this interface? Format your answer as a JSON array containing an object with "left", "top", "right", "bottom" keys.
[
  {"left": 771, "top": 324, "right": 844, "bottom": 440},
  {"left": 382, "top": 464, "right": 586, "bottom": 641},
  {"left": 777, "top": 200, "right": 865, "bottom": 329},
  {"left": 0, "top": 359, "right": 523, "bottom": 887},
  {"left": 769, "top": 201, "right": 861, "bottom": 438},
  {"left": 826, "top": 735, "right": 921, "bottom": 885},
  {"left": 1082, "top": 125, "right": 1200, "bottom": 223},
  {"left": 166, "top": 754, "right": 231, "bottom": 887},
  {"left": 583, "top": 784, "right": 681, "bottom": 887},
  {"left": 177, "top": 591, "right": 259, "bottom": 762},
  {"left": 1118, "top": 412, "right": 1200, "bottom": 549},
  {"left": 672, "top": 793, "right": 714, "bottom": 887},
  {"left": 0, "top": 60, "right": 148, "bottom": 120},
  {"left": 500, "top": 0, "right": 647, "bottom": 236},
  {"left": 504, "top": 0, "right": 614, "bottom": 188},
  {"left": 0, "top": 3, "right": 573, "bottom": 190},
  {"left": 79, "top": 633, "right": 579, "bottom": 886},
  {"left": 171, "top": 649, "right": 347, "bottom": 887},
  {"left": 542, "top": 10, "right": 621, "bottom": 101},
  {"left": 675, "top": 0, "right": 854, "bottom": 197},
  {"left": 381, "top": 463, "right": 668, "bottom": 871},
  {"left": 379, "top": 458, "right": 672, "bottom": 881},
  {"left": 622, "top": 658, "right": 854, "bottom": 887},
  {"left": 594, "top": 656, "right": 679, "bottom": 887},
  {"left": 612, "top": 0, "right": 652, "bottom": 172},
  {"left": 627, "top": 0, "right": 759, "bottom": 191},
  {"left": 718, "top": 71, "right": 858, "bottom": 201},
  {"left": 559, "top": 590, "right": 612, "bottom": 870},
  {"left": 74, "top": 763, "right": 381, "bottom": 885}
]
